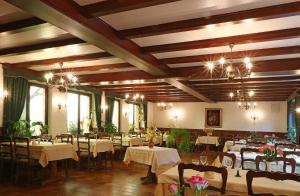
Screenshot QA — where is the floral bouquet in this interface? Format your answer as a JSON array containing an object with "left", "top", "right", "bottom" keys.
[
  {"left": 259, "top": 144, "right": 284, "bottom": 162},
  {"left": 146, "top": 123, "right": 159, "bottom": 140},
  {"left": 187, "top": 176, "right": 209, "bottom": 196}
]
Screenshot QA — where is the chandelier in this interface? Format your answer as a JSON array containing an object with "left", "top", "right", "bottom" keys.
[
  {"left": 44, "top": 62, "right": 78, "bottom": 92},
  {"left": 205, "top": 43, "right": 252, "bottom": 80},
  {"left": 157, "top": 102, "right": 173, "bottom": 111},
  {"left": 125, "top": 93, "right": 145, "bottom": 102},
  {"left": 229, "top": 89, "right": 256, "bottom": 110}
]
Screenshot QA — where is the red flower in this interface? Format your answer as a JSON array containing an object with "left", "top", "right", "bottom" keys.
[{"left": 277, "top": 149, "right": 284, "bottom": 155}]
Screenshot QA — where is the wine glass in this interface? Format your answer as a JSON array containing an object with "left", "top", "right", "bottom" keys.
[
  {"left": 200, "top": 155, "right": 207, "bottom": 165},
  {"left": 192, "top": 159, "right": 199, "bottom": 165}
]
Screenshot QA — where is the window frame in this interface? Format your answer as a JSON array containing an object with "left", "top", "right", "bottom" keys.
[
  {"left": 67, "top": 90, "right": 92, "bottom": 134},
  {"left": 25, "top": 83, "right": 48, "bottom": 125}
]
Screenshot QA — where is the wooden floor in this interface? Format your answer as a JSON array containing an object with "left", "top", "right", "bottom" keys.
[{"left": 0, "top": 161, "right": 156, "bottom": 196}]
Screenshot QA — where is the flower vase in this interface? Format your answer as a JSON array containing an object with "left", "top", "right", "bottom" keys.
[
  {"left": 148, "top": 138, "right": 154, "bottom": 148},
  {"left": 265, "top": 161, "right": 272, "bottom": 172}
]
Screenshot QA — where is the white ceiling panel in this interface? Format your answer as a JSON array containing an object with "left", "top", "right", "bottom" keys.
[
  {"left": 132, "top": 15, "right": 300, "bottom": 47},
  {"left": 101, "top": 0, "right": 299, "bottom": 30},
  {"left": 0, "top": 44, "right": 103, "bottom": 63},
  {"left": 30, "top": 58, "right": 125, "bottom": 71},
  {"left": 153, "top": 37, "right": 300, "bottom": 59}
]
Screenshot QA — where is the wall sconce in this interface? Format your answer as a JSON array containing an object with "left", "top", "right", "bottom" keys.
[
  {"left": 251, "top": 112, "right": 259, "bottom": 121},
  {"left": 123, "top": 108, "right": 129, "bottom": 117},
  {"left": 54, "top": 97, "right": 66, "bottom": 111},
  {"left": 101, "top": 105, "right": 108, "bottom": 113},
  {"left": 296, "top": 107, "right": 300, "bottom": 113},
  {"left": 157, "top": 102, "right": 173, "bottom": 111}
]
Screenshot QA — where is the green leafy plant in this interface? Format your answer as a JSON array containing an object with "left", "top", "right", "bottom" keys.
[
  {"left": 286, "top": 127, "right": 296, "bottom": 143},
  {"left": 103, "top": 123, "right": 118, "bottom": 133},
  {"left": 250, "top": 131, "right": 263, "bottom": 140},
  {"left": 13, "top": 120, "right": 32, "bottom": 137},
  {"left": 166, "top": 128, "right": 191, "bottom": 152},
  {"left": 128, "top": 124, "right": 136, "bottom": 133},
  {"left": 68, "top": 122, "right": 79, "bottom": 133}
]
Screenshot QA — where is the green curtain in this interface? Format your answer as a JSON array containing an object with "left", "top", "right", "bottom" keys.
[
  {"left": 94, "top": 93, "right": 102, "bottom": 130},
  {"left": 3, "top": 76, "right": 29, "bottom": 135},
  {"left": 105, "top": 97, "right": 115, "bottom": 124},
  {"left": 143, "top": 103, "right": 148, "bottom": 129}
]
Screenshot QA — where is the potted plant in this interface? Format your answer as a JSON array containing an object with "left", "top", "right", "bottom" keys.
[
  {"left": 166, "top": 129, "right": 191, "bottom": 152},
  {"left": 13, "top": 120, "right": 32, "bottom": 137},
  {"left": 103, "top": 123, "right": 118, "bottom": 134},
  {"left": 128, "top": 124, "right": 136, "bottom": 133},
  {"left": 31, "top": 121, "right": 49, "bottom": 136},
  {"left": 146, "top": 123, "right": 158, "bottom": 148}
]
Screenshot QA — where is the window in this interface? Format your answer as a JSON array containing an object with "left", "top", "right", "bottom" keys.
[
  {"left": 67, "top": 92, "right": 91, "bottom": 133},
  {"left": 20, "top": 84, "right": 47, "bottom": 124},
  {"left": 128, "top": 103, "right": 139, "bottom": 129},
  {"left": 112, "top": 100, "right": 120, "bottom": 130}
]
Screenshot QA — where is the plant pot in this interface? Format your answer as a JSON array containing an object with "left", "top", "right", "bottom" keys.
[
  {"left": 265, "top": 161, "right": 272, "bottom": 172},
  {"left": 148, "top": 138, "right": 154, "bottom": 148}
]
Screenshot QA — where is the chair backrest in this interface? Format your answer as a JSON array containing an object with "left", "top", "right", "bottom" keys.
[
  {"left": 247, "top": 141, "right": 266, "bottom": 148},
  {"left": 13, "top": 137, "right": 30, "bottom": 161},
  {"left": 112, "top": 132, "right": 123, "bottom": 148},
  {"left": 241, "top": 147, "right": 260, "bottom": 170},
  {"left": 255, "top": 155, "right": 296, "bottom": 173},
  {"left": 0, "top": 136, "right": 13, "bottom": 159},
  {"left": 76, "top": 134, "right": 91, "bottom": 155},
  {"left": 178, "top": 163, "right": 228, "bottom": 195},
  {"left": 40, "top": 134, "right": 52, "bottom": 142},
  {"left": 97, "top": 132, "right": 111, "bottom": 140},
  {"left": 56, "top": 134, "right": 73, "bottom": 144},
  {"left": 275, "top": 143, "right": 297, "bottom": 151},
  {"left": 246, "top": 170, "right": 300, "bottom": 195},
  {"left": 219, "top": 152, "right": 236, "bottom": 169}
]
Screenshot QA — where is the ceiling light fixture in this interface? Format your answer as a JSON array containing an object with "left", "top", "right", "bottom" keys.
[
  {"left": 157, "top": 102, "right": 173, "bottom": 111},
  {"left": 44, "top": 62, "right": 78, "bottom": 92}
]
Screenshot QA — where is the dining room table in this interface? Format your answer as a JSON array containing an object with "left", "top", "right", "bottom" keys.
[
  {"left": 196, "top": 136, "right": 219, "bottom": 152},
  {"left": 155, "top": 165, "right": 300, "bottom": 196},
  {"left": 124, "top": 146, "right": 181, "bottom": 184},
  {"left": 73, "top": 138, "right": 114, "bottom": 157},
  {"left": 12, "top": 141, "right": 79, "bottom": 183}
]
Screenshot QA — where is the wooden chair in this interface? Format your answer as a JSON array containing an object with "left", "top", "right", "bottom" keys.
[
  {"left": 178, "top": 163, "right": 228, "bottom": 195},
  {"left": 13, "top": 137, "right": 41, "bottom": 184},
  {"left": 97, "top": 132, "right": 111, "bottom": 140},
  {"left": 40, "top": 134, "right": 52, "bottom": 142},
  {"left": 255, "top": 156, "right": 296, "bottom": 173},
  {"left": 246, "top": 141, "right": 266, "bottom": 148},
  {"left": 112, "top": 132, "right": 123, "bottom": 160},
  {"left": 55, "top": 134, "right": 73, "bottom": 144},
  {"left": 241, "top": 147, "right": 260, "bottom": 170},
  {"left": 76, "top": 134, "right": 93, "bottom": 170},
  {"left": 0, "top": 136, "right": 14, "bottom": 180},
  {"left": 201, "top": 151, "right": 236, "bottom": 168},
  {"left": 246, "top": 170, "right": 300, "bottom": 195}
]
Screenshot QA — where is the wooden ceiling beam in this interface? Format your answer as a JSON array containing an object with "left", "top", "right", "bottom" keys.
[
  {"left": 96, "top": 82, "right": 169, "bottom": 88},
  {"left": 0, "top": 37, "right": 84, "bottom": 56},
  {"left": 10, "top": 52, "right": 113, "bottom": 68},
  {"left": 83, "top": 0, "right": 179, "bottom": 18},
  {"left": 120, "top": 2, "right": 300, "bottom": 38},
  {"left": 143, "top": 27, "right": 300, "bottom": 53},
  {"left": 161, "top": 45, "right": 300, "bottom": 64}
]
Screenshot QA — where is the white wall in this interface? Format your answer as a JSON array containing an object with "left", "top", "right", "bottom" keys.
[
  {"left": 147, "top": 102, "right": 154, "bottom": 127},
  {"left": 152, "top": 101, "right": 287, "bottom": 132},
  {"left": 48, "top": 87, "right": 68, "bottom": 136},
  {"left": 120, "top": 99, "right": 129, "bottom": 132}
]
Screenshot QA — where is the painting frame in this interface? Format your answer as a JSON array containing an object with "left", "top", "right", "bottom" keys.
[{"left": 205, "top": 108, "right": 222, "bottom": 128}]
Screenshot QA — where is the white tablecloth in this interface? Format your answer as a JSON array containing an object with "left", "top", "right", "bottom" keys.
[
  {"left": 124, "top": 146, "right": 181, "bottom": 173},
  {"left": 14, "top": 142, "right": 79, "bottom": 167},
  {"left": 73, "top": 138, "right": 114, "bottom": 157},
  {"left": 196, "top": 136, "right": 219, "bottom": 146},
  {"left": 155, "top": 166, "right": 300, "bottom": 196},
  {"left": 223, "top": 141, "right": 246, "bottom": 152}
]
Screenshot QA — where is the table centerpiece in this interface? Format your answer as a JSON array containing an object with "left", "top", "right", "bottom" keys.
[{"left": 258, "top": 144, "right": 284, "bottom": 171}]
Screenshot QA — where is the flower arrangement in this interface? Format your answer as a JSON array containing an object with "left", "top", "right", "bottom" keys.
[
  {"left": 259, "top": 144, "right": 284, "bottom": 162},
  {"left": 203, "top": 128, "right": 213, "bottom": 136},
  {"left": 146, "top": 123, "right": 158, "bottom": 140},
  {"left": 187, "top": 176, "right": 209, "bottom": 196}
]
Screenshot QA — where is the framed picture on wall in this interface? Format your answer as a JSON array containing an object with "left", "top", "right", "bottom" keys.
[{"left": 205, "top": 108, "right": 222, "bottom": 128}]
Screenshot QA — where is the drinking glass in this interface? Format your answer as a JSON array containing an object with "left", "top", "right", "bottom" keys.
[{"left": 200, "top": 155, "right": 207, "bottom": 165}]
